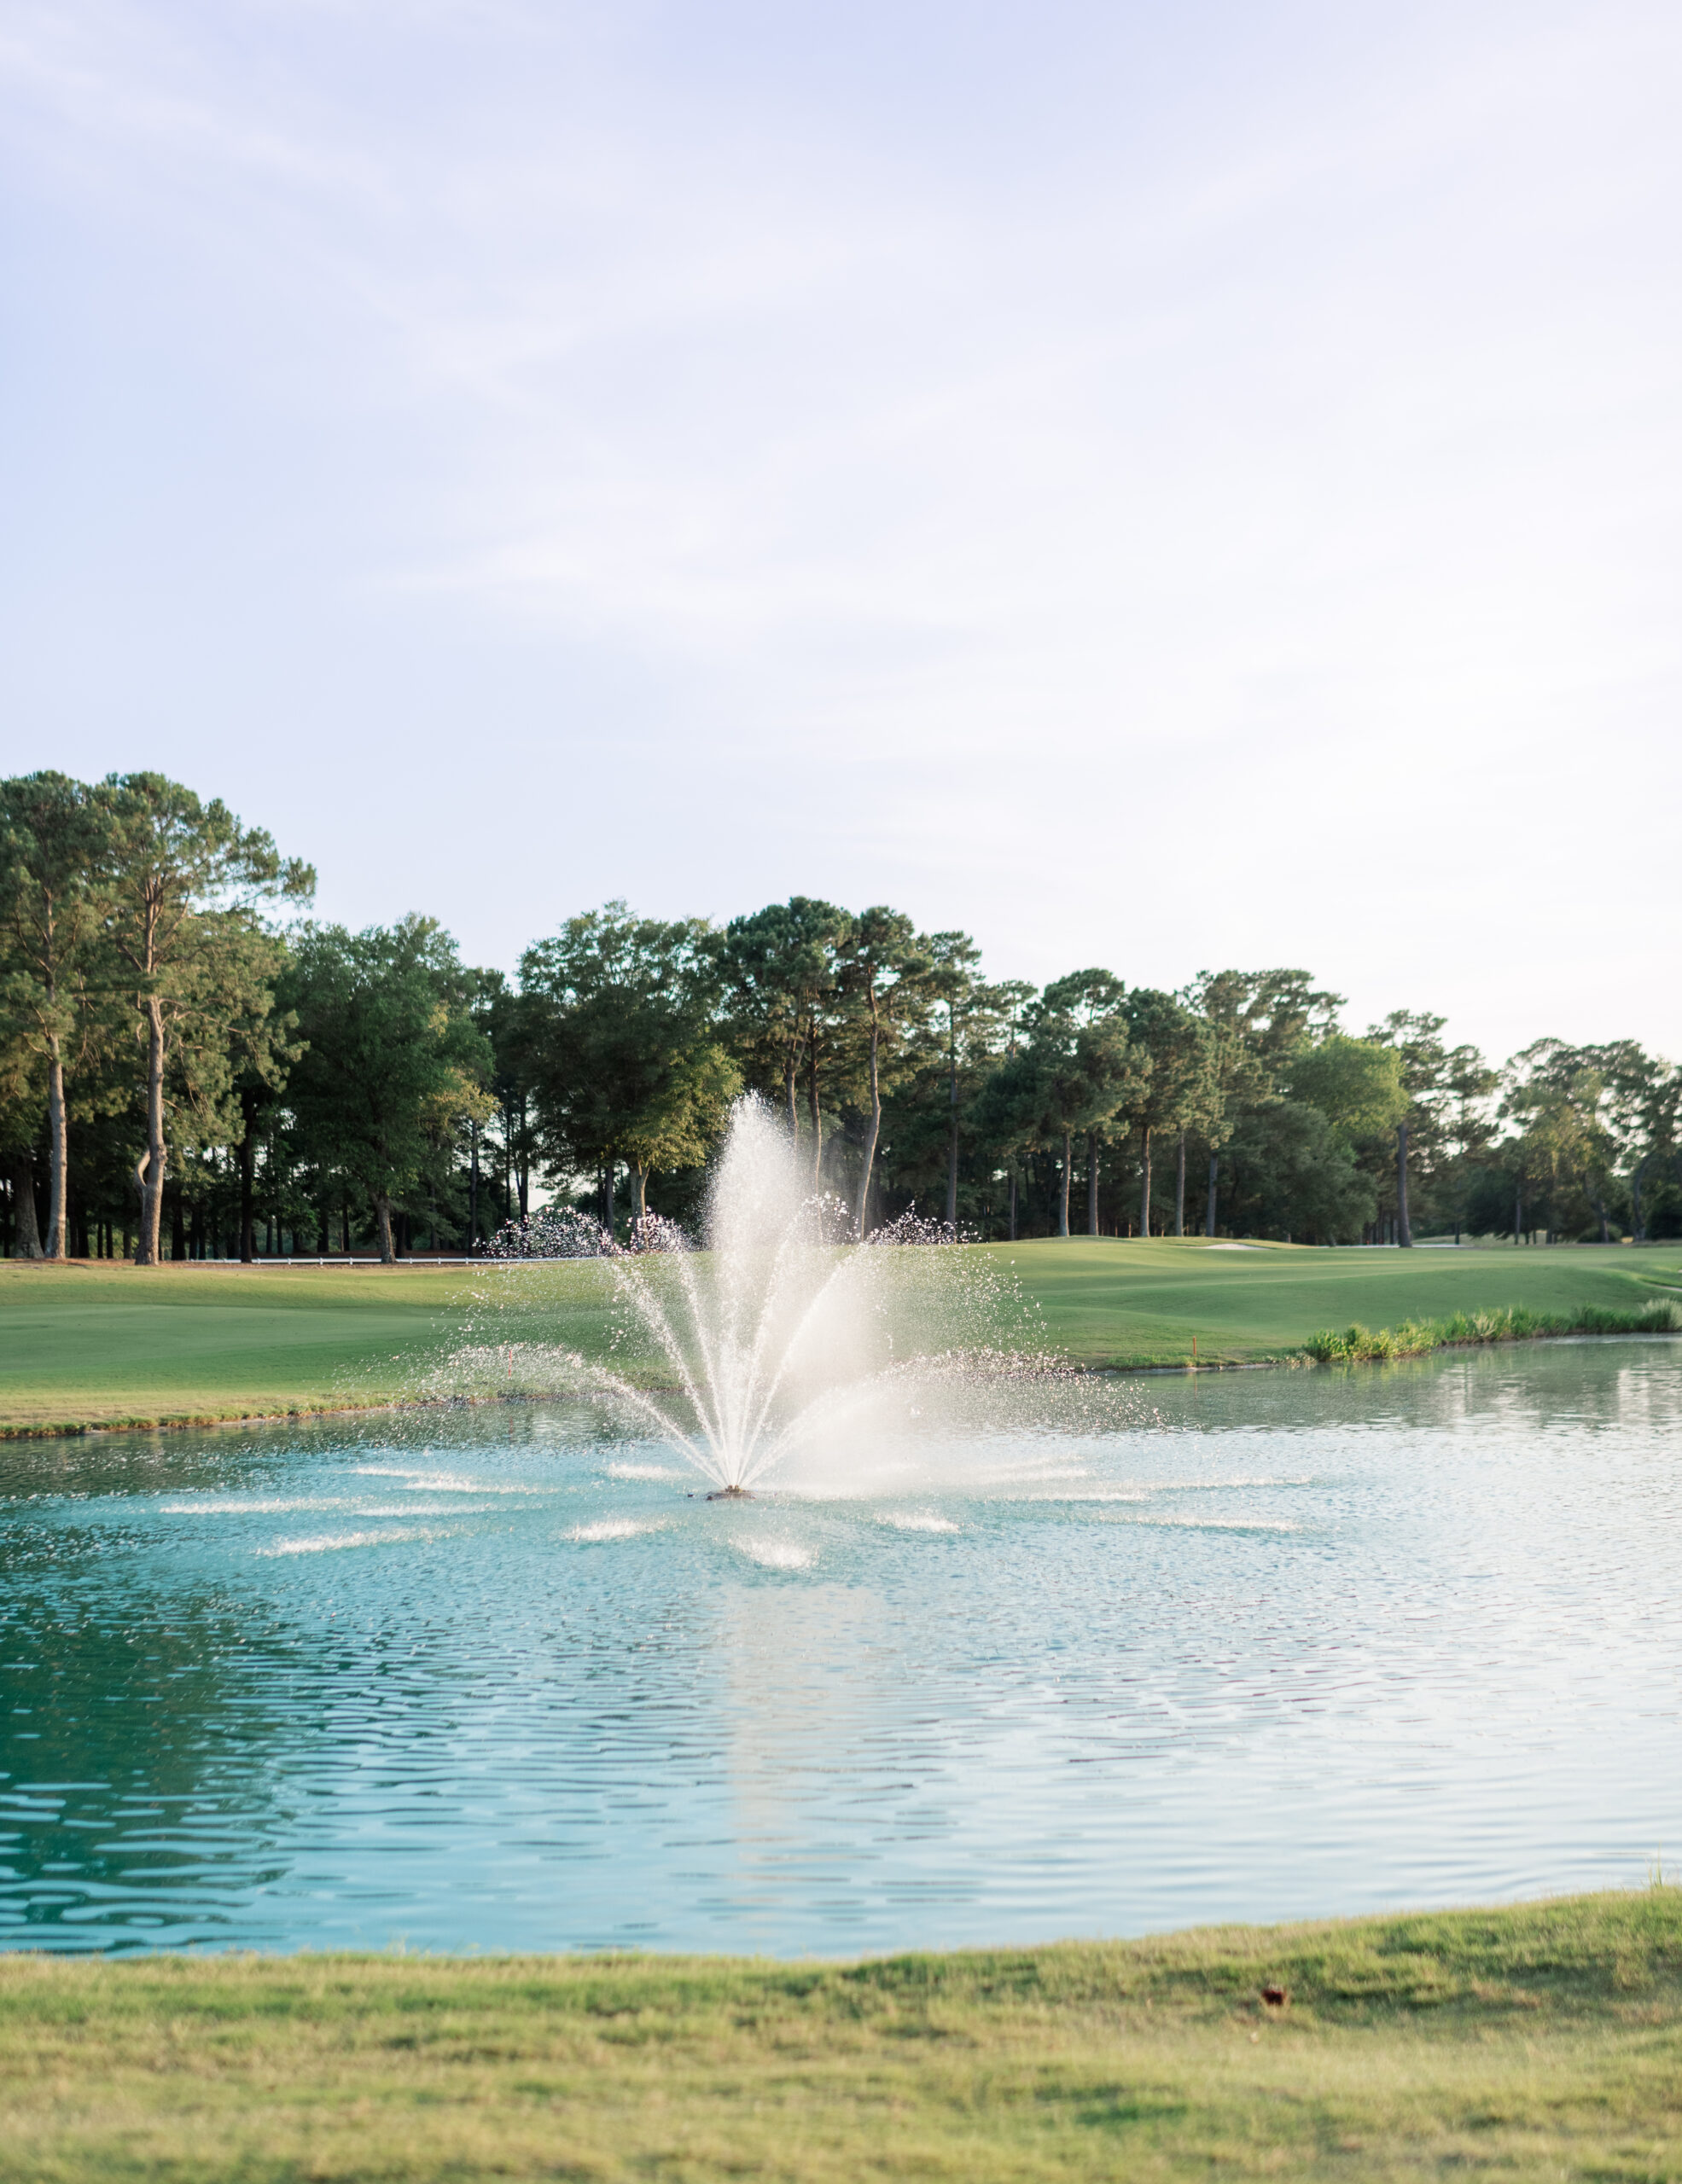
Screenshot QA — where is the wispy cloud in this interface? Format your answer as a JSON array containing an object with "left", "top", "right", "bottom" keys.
[{"left": 3, "top": 2, "right": 1679, "bottom": 1051}]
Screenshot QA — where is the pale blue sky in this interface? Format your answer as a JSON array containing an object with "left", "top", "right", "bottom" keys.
[{"left": 3, "top": 1, "right": 1678, "bottom": 1060}]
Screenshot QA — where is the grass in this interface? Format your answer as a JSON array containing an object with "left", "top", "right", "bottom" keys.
[
  {"left": 2, "top": 1240, "right": 1679, "bottom": 1435},
  {"left": 0, "top": 1260, "right": 470, "bottom": 1435},
  {"left": 0, "top": 1258, "right": 626, "bottom": 1436},
  {"left": 3, "top": 1891, "right": 1679, "bottom": 2180},
  {"left": 1301, "top": 1298, "right": 1682, "bottom": 1362},
  {"left": 982, "top": 1235, "right": 1682, "bottom": 1370}
]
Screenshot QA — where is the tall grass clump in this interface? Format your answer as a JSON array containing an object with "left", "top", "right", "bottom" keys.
[{"left": 1302, "top": 1297, "right": 1682, "bottom": 1364}]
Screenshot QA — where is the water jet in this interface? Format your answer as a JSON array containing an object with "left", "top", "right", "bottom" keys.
[{"left": 550, "top": 1098, "right": 977, "bottom": 1496}]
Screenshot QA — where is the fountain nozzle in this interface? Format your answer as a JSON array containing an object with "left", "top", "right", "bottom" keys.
[{"left": 706, "top": 1485, "right": 754, "bottom": 1501}]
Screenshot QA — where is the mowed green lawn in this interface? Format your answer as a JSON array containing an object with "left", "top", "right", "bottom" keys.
[
  {"left": 987, "top": 1236, "right": 1682, "bottom": 1367},
  {"left": 0, "top": 1262, "right": 442, "bottom": 1432},
  {"left": 3, "top": 1891, "right": 1679, "bottom": 2181},
  {"left": 0, "top": 1259, "right": 615, "bottom": 1434},
  {"left": 2, "top": 1240, "right": 1679, "bottom": 1433}
]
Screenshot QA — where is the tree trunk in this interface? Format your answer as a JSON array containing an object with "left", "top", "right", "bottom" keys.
[
  {"left": 1138, "top": 1126, "right": 1152, "bottom": 1239},
  {"left": 946, "top": 1036, "right": 959, "bottom": 1231},
  {"left": 630, "top": 1164, "right": 648, "bottom": 1225},
  {"left": 600, "top": 1164, "right": 614, "bottom": 1235},
  {"left": 1395, "top": 1123, "right": 1412, "bottom": 1247},
  {"left": 1058, "top": 1130, "right": 1072, "bottom": 1236},
  {"left": 44, "top": 1043, "right": 68, "bottom": 1258},
  {"left": 11, "top": 1153, "right": 44, "bottom": 1258},
  {"left": 1513, "top": 1183, "right": 1522, "bottom": 1247},
  {"left": 1205, "top": 1152, "right": 1219, "bottom": 1236},
  {"left": 375, "top": 1192, "right": 396, "bottom": 1263},
  {"left": 1009, "top": 1169, "right": 1017, "bottom": 1242},
  {"left": 1086, "top": 1132, "right": 1099, "bottom": 1236},
  {"left": 517, "top": 1094, "right": 529, "bottom": 1221},
  {"left": 468, "top": 1118, "right": 479, "bottom": 1252},
  {"left": 135, "top": 997, "right": 167, "bottom": 1265},
  {"left": 854, "top": 998, "right": 882, "bottom": 1240},
  {"left": 1596, "top": 1194, "right": 1610, "bottom": 1245},
  {"left": 806, "top": 1025, "right": 823, "bottom": 1190},
  {"left": 785, "top": 1037, "right": 800, "bottom": 1141},
  {"left": 1174, "top": 1130, "right": 1186, "bottom": 1237},
  {"left": 238, "top": 1090, "right": 259, "bottom": 1262}
]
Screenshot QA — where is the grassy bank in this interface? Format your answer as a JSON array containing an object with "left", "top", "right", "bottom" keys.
[
  {"left": 3, "top": 1891, "right": 1679, "bottom": 2181},
  {"left": 2, "top": 1241, "right": 1679, "bottom": 1434},
  {"left": 1302, "top": 1298, "right": 1682, "bottom": 1362}
]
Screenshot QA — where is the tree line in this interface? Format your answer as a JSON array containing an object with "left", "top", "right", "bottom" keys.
[{"left": 3, "top": 770, "right": 1679, "bottom": 1262}]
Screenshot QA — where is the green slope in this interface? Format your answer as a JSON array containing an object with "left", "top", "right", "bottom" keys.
[
  {"left": 987, "top": 1236, "right": 1682, "bottom": 1367},
  {"left": 2, "top": 1242, "right": 1678, "bottom": 1433}
]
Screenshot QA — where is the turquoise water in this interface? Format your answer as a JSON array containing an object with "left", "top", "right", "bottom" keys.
[{"left": 3, "top": 1339, "right": 1679, "bottom": 1955}]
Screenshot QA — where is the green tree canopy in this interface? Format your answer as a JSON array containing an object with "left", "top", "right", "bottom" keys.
[
  {"left": 719, "top": 897, "right": 849, "bottom": 1144},
  {"left": 1219, "top": 1100, "right": 1377, "bottom": 1243},
  {"left": 0, "top": 772, "right": 115, "bottom": 1258},
  {"left": 837, "top": 905, "right": 928, "bottom": 1235},
  {"left": 1007, "top": 971, "right": 1137, "bottom": 1236},
  {"left": 1598, "top": 1043, "right": 1682, "bottom": 1241},
  {"left": 286, "top": 917, "right": 491, "bottom": 1262},
  {"left": 521, "top": 903, "right": 740, "bottom": 1229},
  {"left": 1116, "top": 988, "right": 1217, "bottom": 1237},
  {"left": 1287, "top": 1035, "right": 1409, "bottom": 1150},
  {"left": 97, "top": 773, "right": 313, "bottom": 1264},
  {"left": 1499, "top": 1041, "right": 1621, "bottom": 1244}
]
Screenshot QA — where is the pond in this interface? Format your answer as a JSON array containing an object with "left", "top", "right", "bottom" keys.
[{"left": 3, "top": 1339, "right": 1679, "bottom": 1955}]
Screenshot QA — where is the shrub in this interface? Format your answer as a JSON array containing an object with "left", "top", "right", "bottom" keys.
[{"left": 1301, "top": 1298, "right": 1682, "bottom": 1363}]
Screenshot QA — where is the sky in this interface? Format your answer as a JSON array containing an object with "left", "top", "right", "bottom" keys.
[{"left": 3, "top": 0, "right": 1679, "bottom": 1064}]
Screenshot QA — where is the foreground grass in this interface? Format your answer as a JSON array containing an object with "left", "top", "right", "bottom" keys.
[
  {"left": 3, "top": 1240, "right": 1679, "bottom": 1433},
  {"left": 3, "top": 1892, "right": 1679, "bottom": 2181}
]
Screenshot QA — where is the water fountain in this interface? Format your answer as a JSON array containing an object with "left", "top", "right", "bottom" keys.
[
  {"left": 459, "top": 1098, "right": 1010, "bottom": 1495},
  {"left": 20, "top": 1107, "right": 1682, "bottom": 1961}
]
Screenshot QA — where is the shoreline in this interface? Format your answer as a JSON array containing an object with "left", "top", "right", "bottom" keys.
[
  {"left": 0, "top": 1880, "right": 1669, "bottom": 1967},
  {"left": 6, "top": 1321, "right": 1679, "bottom": 1441}
]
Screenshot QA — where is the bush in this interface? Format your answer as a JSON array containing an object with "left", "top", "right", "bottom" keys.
[{"left": 1302, "top": 1298, "right": 1682, "bottom": 1362}]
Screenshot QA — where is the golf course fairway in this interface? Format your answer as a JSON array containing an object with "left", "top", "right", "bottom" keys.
[{"left": 1, "top": 1239, "right": 1678, "bottom": 1434}]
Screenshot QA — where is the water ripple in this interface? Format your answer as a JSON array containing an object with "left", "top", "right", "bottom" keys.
[{"left": 1, "top": 1341, "right": 1679, "bottom": 1956}]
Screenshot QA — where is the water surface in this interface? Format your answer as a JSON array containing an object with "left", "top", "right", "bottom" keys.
[{"left": 3, "top": 1339, "right": 1679, "bottom": 1954}]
